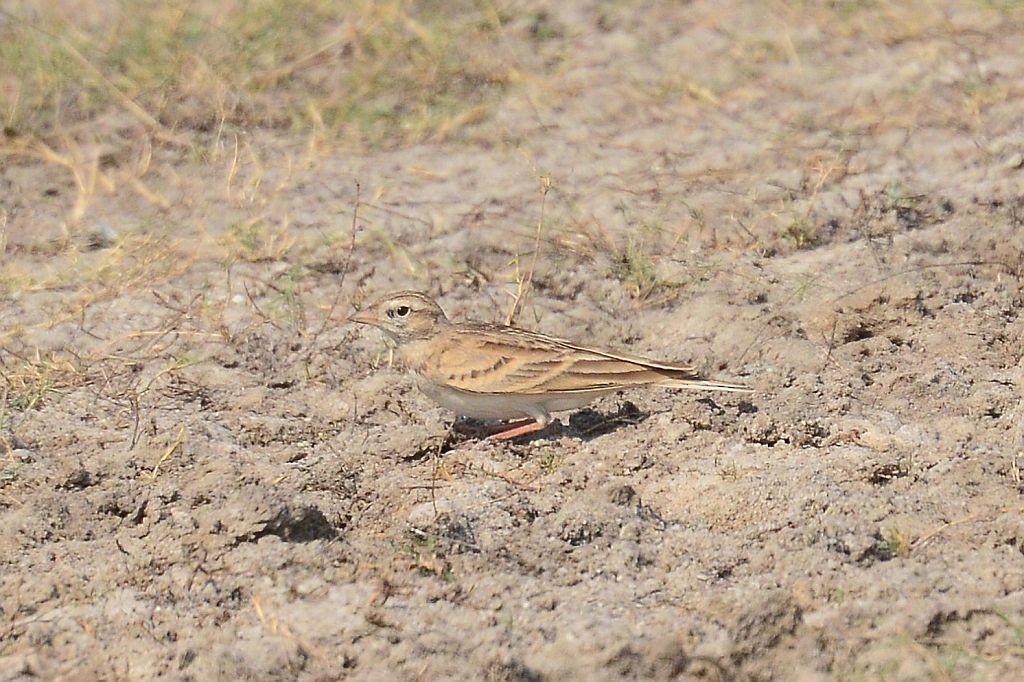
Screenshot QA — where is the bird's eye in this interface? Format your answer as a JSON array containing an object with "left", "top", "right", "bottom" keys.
[{"left": 394, "top": 305, "right": 411, "bottom": 317}]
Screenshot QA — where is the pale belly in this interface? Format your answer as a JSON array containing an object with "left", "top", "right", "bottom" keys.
[{"left": 416, "top": 378, "right": 617, "bottom": 424}]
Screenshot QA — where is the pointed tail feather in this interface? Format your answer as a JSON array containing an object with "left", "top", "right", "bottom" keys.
[{"left": 657, "top": 378, "right": 753, "bottom": 393}]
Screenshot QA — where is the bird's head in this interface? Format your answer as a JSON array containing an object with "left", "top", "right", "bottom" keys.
[{"left": 348, "top": 290, "right": 448, "bottom": 343}]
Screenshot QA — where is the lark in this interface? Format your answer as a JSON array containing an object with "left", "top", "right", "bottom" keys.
[{"left": 350, "top": 291, "right": 751, "bottom": 440}]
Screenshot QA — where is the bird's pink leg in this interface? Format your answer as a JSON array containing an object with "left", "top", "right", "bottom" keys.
[{"left": 486, "top": 418, "right": 548, "bottom": 441}]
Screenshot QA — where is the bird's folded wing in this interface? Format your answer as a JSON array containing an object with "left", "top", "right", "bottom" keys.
[{"left": 422, "top": 325, "right": 701, "bottom": 394}]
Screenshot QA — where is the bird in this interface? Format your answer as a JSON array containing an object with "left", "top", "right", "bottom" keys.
[{"left": 349, "top": 290, "right": 751, "bottom": 441}]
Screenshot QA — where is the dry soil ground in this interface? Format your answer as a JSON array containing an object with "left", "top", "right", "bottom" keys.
[{"left": 2, "top": 1, "right": 1024, "bottom": 680}]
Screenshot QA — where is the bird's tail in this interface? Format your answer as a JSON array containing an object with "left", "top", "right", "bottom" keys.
[{"left": 657, "top": 378, "right": 753, "bottom": 393}]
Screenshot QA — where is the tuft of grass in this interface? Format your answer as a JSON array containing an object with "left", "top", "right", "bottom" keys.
[
  {"left": 222, "top": 218, "right": 297, "bottom": 264},
  {"left": 399, "top": 532, "right": 455, "bottom": 581},
  {"left": 878, "top": 526, "right": 911, "bottom": 559},
  {"left": 0, "top": 463, "right": 20, "bottom": 486},
  {"left": 0, "top": 271, "right": 31, "bottom": 299},
  {"left": 2, "top": 354, "right": 82, "bottom": 411},
  {"left": 88, "top": 233, "right": 189, "bottom": 292},
  {"left": 0, "top": 0, "right": 515, "bottom": 146},
  {"left": 783, "top": 212, "right": 818, "bottom": 250},
  {"left": 884, "top": 178, "right": 914, "bottom": 211},
  {"left": 527, "top": 11, "right": 564, "bottom": 43},
  {"left": 539, "top": 450, "right": 563, "bottom": 475},
  {"left": 717, "top": 462, "right": 744, "bottom": 480},
  {"left": 618, "top": 236, "right": 659, "bottom": 300}
]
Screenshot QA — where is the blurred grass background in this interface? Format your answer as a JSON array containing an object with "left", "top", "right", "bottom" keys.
[{"left": 0, "top": 0, "right": 527, "bottom": 146}]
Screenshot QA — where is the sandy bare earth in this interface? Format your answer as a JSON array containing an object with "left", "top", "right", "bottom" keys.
[{"left": 2, "top": 1, "right": 1024, "bottom": 680}]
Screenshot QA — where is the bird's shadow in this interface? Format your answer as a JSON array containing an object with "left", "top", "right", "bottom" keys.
[{"left": 452, "top": 400, "right": 650, "bottom": 444}]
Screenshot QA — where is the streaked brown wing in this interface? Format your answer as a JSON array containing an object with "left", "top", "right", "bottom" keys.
[{"left": 424, "top": 324, "right": 700, "bottom": 395}]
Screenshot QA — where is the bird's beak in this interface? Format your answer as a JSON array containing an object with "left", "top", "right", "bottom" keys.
[{"left": 347, "top": 309, "right": 376, "bottom": 326}]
